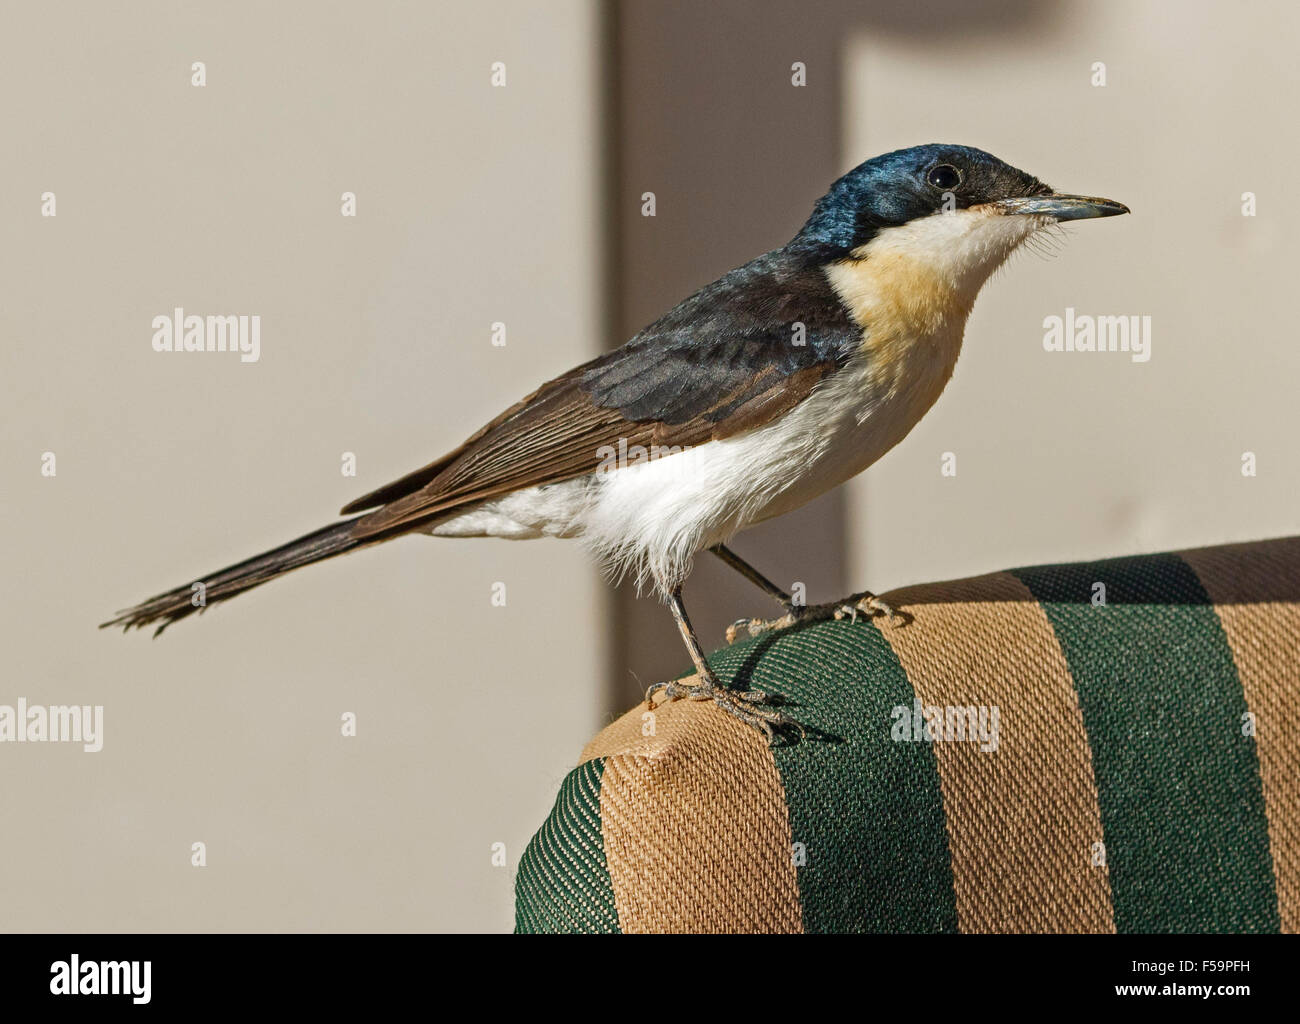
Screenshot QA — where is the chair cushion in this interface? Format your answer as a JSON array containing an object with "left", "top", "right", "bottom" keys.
[{"left": 516, "top": 537, "right": 1300, "bottom": 933}]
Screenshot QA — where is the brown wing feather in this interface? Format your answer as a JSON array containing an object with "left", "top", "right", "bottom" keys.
[
  {"left": 345, "top": 358, "right": 837, "bottom": 541},
  {"left": 338, "top": 368, "right": 586, "bottom": 515}
]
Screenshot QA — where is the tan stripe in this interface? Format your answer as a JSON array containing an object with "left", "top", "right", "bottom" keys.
[
  {"left": 582, "top": 689, "right": 802, "bottom": 933},
  {"left": 875, "top": 571, "right": 1115, "bottom": 933},
  {"left": 1180, "top": 538, "right": 1300, "bottom": 933}
]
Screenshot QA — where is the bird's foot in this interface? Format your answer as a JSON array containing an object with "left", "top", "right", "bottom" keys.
[
  {"left": 725, "top": 610, "right": 799, "bottom": 645},
  {"left": 726, "top": 590, "right": 900, "bottom": 644},
  {"left": 828, "top": 590, "right": 900, "bottom": 624},
  {"left": 645, "top": 675, "right": 803, "bottom": 744}
]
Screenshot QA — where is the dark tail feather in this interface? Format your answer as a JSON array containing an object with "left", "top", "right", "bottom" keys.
[{"left": 101, "top": 519, "right": 365, "bottom": 636}]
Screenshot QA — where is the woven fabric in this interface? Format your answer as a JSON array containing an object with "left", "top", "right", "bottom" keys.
[
  {"left": 581, "top": 698, "right": 802, "bottom": 933},
  {"left": 514, "top": 758, "right": 620, "bottom": 934},
  {"left": 879, "top": 570, "right": 1114, "bottom": 933},
  {"left": 1179, "top": 539, "right": 1300, "bottom": 932},
  {"left": 515, "top": 536, "right": 1300, "bottom": 934},
  {"left": 1012, "top": 552, "right": 1278, "bottom": 932}
]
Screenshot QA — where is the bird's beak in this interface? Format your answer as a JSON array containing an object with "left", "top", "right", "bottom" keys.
[{"left": 993, "top": 194, "right": 1130, "bottom": 221}]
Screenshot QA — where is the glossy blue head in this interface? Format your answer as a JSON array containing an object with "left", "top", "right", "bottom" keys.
[{"left": 792, "top": 143, "right": 1127, "bottom": 259}]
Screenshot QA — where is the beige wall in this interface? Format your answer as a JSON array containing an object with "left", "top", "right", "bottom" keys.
[
  {"left": 0, "top": 1, "right": 605, "bottom": 932},
  {"left": 4, "top": 0, "right": 1296, "bottom": 935},
  {"left": 842, "top": 0, "right": 1300, "bottom": 590}
]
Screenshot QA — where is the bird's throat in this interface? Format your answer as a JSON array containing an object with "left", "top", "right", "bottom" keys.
[
  {"left": 824, "top": 206, "right": 1037, "bottom": 382},
  {"left": 826, "top": 206, "right": 1034, "bottom": 333}
]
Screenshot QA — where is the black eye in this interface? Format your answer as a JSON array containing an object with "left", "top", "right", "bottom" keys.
[{"left": 927, "top": 164, "right": 962, "bottom": 190}]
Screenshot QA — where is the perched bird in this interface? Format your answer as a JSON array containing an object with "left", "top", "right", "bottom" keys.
[{"left": 104, "top": 144, "right": 1127, "bottom": 738}]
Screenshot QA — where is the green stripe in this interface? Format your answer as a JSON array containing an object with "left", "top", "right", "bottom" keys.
[
  {"left": 514, "top": 757, "right": 620, "bottom": 934},
  {"left": 705, "top": 618, "right": 959, "bottom": 934},
  {"left": 1013, "top": 553, "right": 1279, "bottom": 933}
]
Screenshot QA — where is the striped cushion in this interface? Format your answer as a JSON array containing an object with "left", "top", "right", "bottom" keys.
[{"left": 515, "top": 537, "right": 1300, "bottom": 933}]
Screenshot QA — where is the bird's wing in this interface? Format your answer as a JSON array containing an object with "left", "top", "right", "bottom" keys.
[{"left": 345, "top": 251, "right": 859, "bottom": 539}]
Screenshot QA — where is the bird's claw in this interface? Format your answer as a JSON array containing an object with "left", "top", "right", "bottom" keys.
[
  {"left": 726, "top": 591, "right": 900, "bottom": 645},
  {"left": 645, "top": 677, "right": 803, "bottom": 743},
  {"left": 726, "top": 612, "right": 796, "bottom": 645},
  {"left": 831, "top": 591, "right": 900, "bottom": 624}
]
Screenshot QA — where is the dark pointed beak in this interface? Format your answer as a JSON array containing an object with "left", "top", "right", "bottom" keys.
[{"left": 994, "top": 194, "right": 1130, "bottom": 221}]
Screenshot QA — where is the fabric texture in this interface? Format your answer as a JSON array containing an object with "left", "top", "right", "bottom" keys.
[
  {"left": 513, "top": 758, "right": 620, "bottom": 934},
  {"left": 514, "top": 536, "right": 1300, "bottom": 934}
]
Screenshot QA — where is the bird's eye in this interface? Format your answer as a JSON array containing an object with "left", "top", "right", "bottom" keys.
[{"left": 927, "top": 164, "right": 962, "bottom": 190}]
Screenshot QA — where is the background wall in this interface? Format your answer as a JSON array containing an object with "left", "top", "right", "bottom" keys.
[{"left": 0, "top": 0, "right": 605, "bottom": 932}]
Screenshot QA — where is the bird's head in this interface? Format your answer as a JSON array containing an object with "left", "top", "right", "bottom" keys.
[{"left": 793, "top": 144, "right": 1127, "bottom": 299}]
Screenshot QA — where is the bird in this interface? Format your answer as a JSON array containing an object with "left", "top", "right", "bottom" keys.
[{"left": 103, "top": 143, "right": 1128, "bottom": 739}]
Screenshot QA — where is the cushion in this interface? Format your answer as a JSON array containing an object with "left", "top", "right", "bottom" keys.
[{"left": 515, "top": 537, "right": 1300, "bottom": 933}]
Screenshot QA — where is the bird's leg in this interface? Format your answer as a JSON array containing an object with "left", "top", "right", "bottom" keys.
[
  {"left": 710, "top": 543, "right": 792, "bottom": 608},
  {"left": 709, "top": 544, "right": 898, "bottom": 644},
  {"left": 644, "top": 584, "right": 802, "bottom": 742},
  {"left": 710, "top": 544, "right": 803, "bottom": 642}
]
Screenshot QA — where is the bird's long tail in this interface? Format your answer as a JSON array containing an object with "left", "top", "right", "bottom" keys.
[{"left": 100, "top": 519, "right": 368, "bottom": 636}]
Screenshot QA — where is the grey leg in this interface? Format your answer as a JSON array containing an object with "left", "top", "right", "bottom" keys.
[
  {"left": 709, "top": 544, "right": 791, "bottom": 608},
  {"left": 644, "top": 585, "right": 803, "bottom": 742}
]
